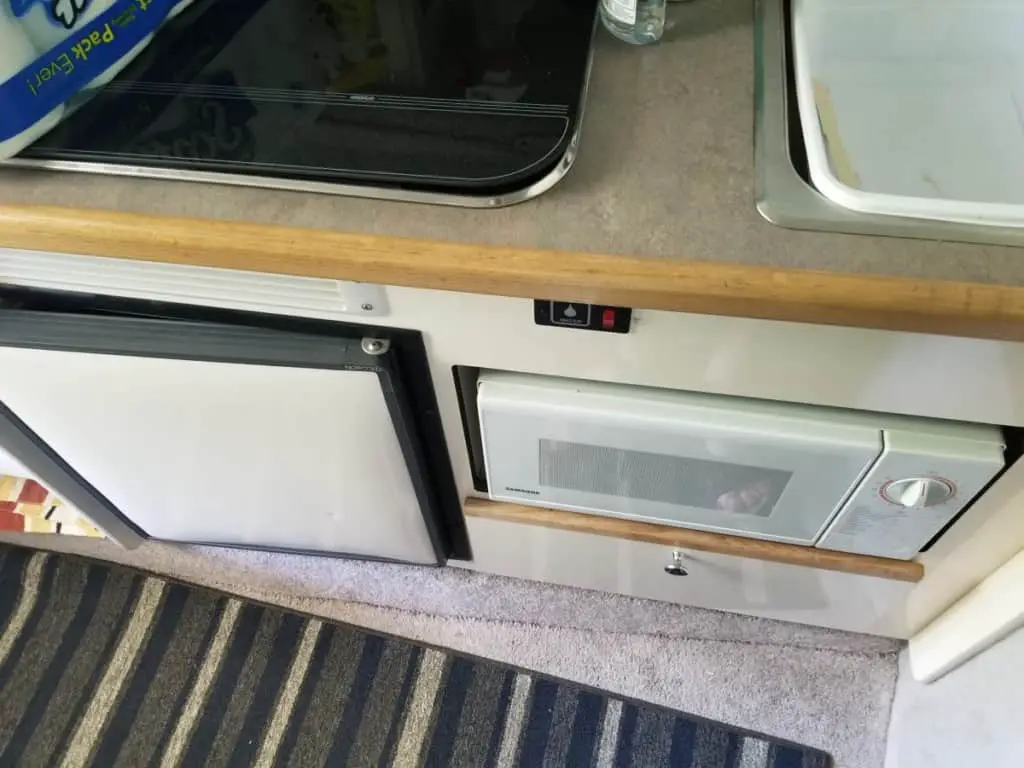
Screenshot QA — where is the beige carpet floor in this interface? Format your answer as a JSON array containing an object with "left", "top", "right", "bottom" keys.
[{"left": 1, "top": 534, "right": 899, "bottom": 768}]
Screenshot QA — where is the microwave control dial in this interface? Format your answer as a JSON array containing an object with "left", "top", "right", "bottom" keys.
[{"left": 881, "top": 478, "right": 954, "bottom": 509}]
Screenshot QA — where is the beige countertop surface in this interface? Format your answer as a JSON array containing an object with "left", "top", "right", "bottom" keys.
[{"left": 1, "top": 0, "right": 1021, "bottom": 287}]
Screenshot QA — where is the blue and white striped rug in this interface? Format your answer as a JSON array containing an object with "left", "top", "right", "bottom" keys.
[{"left": 0, "top": 544, "right": 831, "bottom": 767}]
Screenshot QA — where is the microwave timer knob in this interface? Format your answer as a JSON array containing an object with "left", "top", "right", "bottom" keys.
[{"left": 881, "top": 478, "right": 954, "bottom": 509}]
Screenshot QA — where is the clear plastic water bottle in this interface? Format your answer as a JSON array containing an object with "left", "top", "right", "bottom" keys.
[{"left": 600, "top": 0, "right": 667, "bottom": 45}]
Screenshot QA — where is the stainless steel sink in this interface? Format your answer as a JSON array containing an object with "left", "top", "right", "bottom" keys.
[{"left": 754, "top": 0, "right": 1024, "bottom": 248}]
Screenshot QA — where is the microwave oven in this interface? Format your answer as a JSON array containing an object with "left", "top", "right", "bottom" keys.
[{"left": 476, "top": 372, "right": 1006, "bottom": 561}]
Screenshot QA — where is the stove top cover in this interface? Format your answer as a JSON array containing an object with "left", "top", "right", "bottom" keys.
[{"left": 17, "top": 0, "right": 598, "bottom": 205}]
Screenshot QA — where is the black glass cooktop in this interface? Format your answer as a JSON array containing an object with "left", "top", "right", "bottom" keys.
[{"left": 19, "top": 0, "right": 598, "bottom": 204}]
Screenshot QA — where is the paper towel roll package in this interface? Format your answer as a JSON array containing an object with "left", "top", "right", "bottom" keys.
[
  {"left": 0, "top": 1, "right": 63, "bottom": 158},
  {"left": 0, "top": 0, "right": 189, "bottom": 161},
  {"left": 16, "top": 0, "right": 156, "bottom": 90}
]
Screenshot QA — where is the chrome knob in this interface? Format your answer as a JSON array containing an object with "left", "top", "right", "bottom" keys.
[
  {"left": 881, "top": 478, "right": 954, "bottom": 509},
  {"left": 361, "top": 338, "right": 390, "bottom": 356},
  {"left": 664, "top": 550, "right": 688, "bottom": 577}
]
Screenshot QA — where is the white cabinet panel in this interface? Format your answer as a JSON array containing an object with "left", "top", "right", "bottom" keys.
[
  {"left": 8, "top": 250, "right": 1024, "bottom": 631},
  {"left": 0, "top": 346, "right": 439, "bottom": 564},
  {"left": 456, "top": 516, "right": 915, "bottom": 637}
]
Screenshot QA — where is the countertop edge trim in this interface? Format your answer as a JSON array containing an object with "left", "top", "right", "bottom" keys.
[
  {"left": 464, "top": 497, "right": 925, "bottom": 583},
  {"left": 1, "top": 204, "right": 1022, "bottom": 342}
]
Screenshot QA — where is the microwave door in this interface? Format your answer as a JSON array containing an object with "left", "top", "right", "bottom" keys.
[{"left": 477, "top": 373, "right": 887, "bottom": 545}]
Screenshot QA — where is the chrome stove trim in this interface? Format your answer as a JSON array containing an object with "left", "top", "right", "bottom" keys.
[
  {"left": 6, "top": 126, "right": 579, "bottom": 209},
  {"left": 4, "top": 46, "right": 596, "bottom": 210},
  {"left": 755, "top": 0, "right": 1024, "bottom": 247}
]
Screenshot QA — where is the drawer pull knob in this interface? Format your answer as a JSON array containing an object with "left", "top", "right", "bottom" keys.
[{"left": 664, "top": 550, "right": 688, "bottom": 577}]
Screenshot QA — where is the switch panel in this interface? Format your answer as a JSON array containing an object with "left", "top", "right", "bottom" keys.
[{"left": 534, "top": 301, "right": 632, "bottom": 333}]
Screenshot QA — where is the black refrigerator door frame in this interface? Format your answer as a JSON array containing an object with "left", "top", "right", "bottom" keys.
[{"left": 0, "top": 287, "right": 468, "bottom": 564}]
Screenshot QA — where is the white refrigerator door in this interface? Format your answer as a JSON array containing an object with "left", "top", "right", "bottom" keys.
[{"left": 0, "top": 346, "right": 440, "bottom": 564}]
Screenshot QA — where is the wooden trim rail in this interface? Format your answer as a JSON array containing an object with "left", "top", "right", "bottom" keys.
[
  {"left": 464, "top": 498, "right": 925, "bottom": 583},
  {"left": 2, "top": 205, "right": 1024, "bottom": 341}
]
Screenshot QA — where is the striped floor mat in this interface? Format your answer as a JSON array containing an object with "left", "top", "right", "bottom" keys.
[{"left": 0, "top": 545, "right": 830, "bottom": 767}]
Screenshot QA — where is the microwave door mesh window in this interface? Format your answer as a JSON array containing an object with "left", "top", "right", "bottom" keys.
[{"left": 538, "top": 439, "right": 794, "bottom": 518}]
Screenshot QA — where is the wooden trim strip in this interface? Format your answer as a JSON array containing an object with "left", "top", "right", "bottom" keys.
[
  {"left": 464, "top": 498, "right": 925, "bottom": 583},
  {"left": 1, "top": 204, "right": 1024, "bottom": 341}
]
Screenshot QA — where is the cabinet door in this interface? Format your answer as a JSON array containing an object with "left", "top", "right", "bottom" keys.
[
  {"left": 0, "top": 309, "right": 445, "bottom": 565},
  {"left": 456, "top": 516, "right": 915, "bottom": 637}
]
